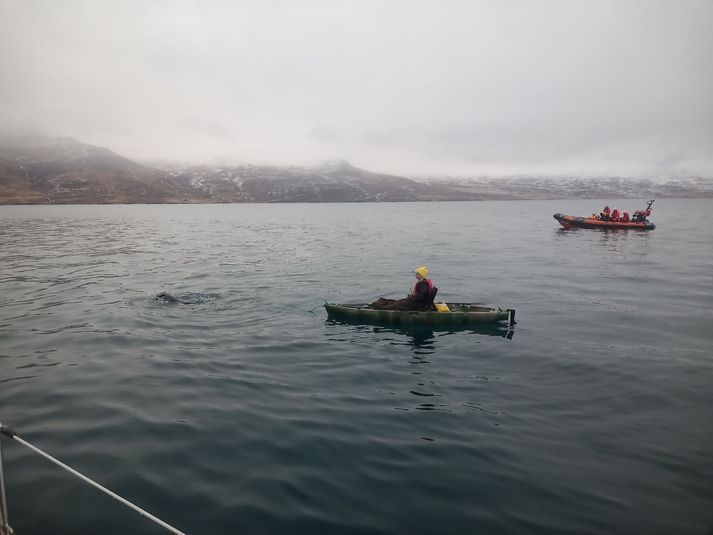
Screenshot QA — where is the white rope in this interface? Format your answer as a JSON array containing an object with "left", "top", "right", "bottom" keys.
[
  {"left": 0, "top": 438, "right": 12, "bottom": 535},
  {"left": 0, "top": 426, "right": 186, "bottom": 535}
]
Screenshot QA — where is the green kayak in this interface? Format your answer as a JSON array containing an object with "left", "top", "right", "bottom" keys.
[{"left": 324, "top": 303, "right": 515, "bottom": 327}]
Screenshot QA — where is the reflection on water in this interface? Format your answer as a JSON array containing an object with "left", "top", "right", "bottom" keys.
[
  {"left": 376, "top": 326, "right": 437, "bottom": 354},
  {"left": 556, "top": 226, "right": 652, "bottom": 239},
  {"left": 325, "top": 320, "right": 514, "bottom": 354},
  {"left": 555, "top": 226, "right": 652, "bottom": 257},
  {"left": 324, "top": 320, "right": 515, "bottom": 416}
]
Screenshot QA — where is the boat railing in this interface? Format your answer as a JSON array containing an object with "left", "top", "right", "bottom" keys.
[{"left": 0, "top": 422, "right": 187, "bottom": 535}]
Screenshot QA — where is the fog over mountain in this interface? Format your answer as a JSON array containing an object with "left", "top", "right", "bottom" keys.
[
  {"left": 1, "top": 0, "right": 712, "bottom": 178},
  {"left": 1, "top": 135, "right": 711, "bottom": 204}
]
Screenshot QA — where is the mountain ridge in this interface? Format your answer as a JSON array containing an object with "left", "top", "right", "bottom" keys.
[{"left": 1, "top": 136, "right": 711, "bottom": 204}]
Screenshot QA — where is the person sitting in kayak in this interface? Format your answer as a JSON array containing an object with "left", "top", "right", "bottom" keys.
[
  {"left": 611, "top": 208, "right": 620, "bottom": 222},
  {"left": 599, "top": 205, "right": 611, "bottom": 220},
  {"left": 370, "top": 266, "right": 438, "bottom": 311}
]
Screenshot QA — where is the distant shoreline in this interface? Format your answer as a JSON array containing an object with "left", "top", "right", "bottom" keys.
[{"left": 3, "top": 195, "right": 712, "bottom": 207}]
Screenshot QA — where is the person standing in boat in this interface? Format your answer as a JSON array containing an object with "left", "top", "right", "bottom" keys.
[
  {"left": 632, "top": 205, "right": 652, "bottom": 222},
  {"left": 370, "top": 266, "right": 437, "bottom": 311}
]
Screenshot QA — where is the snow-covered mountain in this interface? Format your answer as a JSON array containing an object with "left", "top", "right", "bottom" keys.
[
  {"left": 164, "top": 160, "right": 454, "bottom": 202},
  {"left": 1, "top": 136, "right": 711, "bottom": 204},
  {"left": 419, "top": 175, "right": 713, "bottom": 200}
]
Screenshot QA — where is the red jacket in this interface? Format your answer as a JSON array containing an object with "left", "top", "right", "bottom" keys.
[{"left": 412, "top": 278, "right": 434, "bottom": 302}]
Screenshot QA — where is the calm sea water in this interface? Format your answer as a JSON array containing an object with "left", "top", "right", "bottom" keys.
[{"left": 1, "top": 200, "right": 712, "bottom": 535}]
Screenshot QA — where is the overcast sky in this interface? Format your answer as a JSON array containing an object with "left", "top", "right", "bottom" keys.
[{"left": 1, "top": 0, "right": 712, "bottom": 176}]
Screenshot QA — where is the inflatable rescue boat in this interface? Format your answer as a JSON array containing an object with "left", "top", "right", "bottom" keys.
[
  {"left": 554, "top": 200, "right": 655, "bottom": 230},
  {"left": 553, "top": 213, "right": 655, "bottom": 230}
]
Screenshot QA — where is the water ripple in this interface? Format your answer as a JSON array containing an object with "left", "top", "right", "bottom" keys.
[{"left": 0, "top": 201, "right": 712, "bottom": 535}]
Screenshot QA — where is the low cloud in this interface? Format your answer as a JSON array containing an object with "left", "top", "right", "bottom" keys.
[{"left": 1, "top": 0, "right": 711, "bottom": 176}]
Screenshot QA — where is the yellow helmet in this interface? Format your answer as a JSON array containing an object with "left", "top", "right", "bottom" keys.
[{"left": 415, "top": 266, "right": 429, "bottom": 278}]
